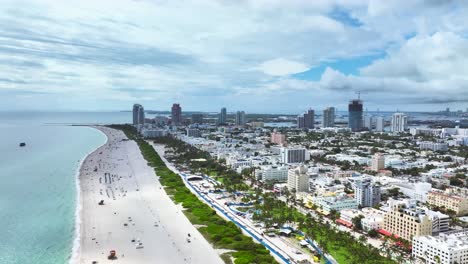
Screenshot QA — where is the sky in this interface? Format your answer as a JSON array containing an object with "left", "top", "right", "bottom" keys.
[{"left": 0, "top": 0, "right": 468, "bottom": 113}]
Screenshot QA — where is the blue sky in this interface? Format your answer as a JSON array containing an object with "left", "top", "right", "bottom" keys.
[{"left": 0, "top": 0, "right": 468, "bottom": 113}]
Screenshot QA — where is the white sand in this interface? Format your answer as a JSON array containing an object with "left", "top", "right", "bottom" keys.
[{"left": 77, "top": 127, "right": 223, "bottom": 264}]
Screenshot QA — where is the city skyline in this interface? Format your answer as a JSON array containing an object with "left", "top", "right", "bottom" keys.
[{"left": 1, "top": 1, "right": 468, "bottom": 113}]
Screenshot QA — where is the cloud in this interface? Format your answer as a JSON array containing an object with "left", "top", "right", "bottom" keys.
[
  {"left": 0, "top": 0, "right": 466, "bottom": 112},
  {"left": 256, "top": 58, "right": 310, "bottom": 76},
  {"left": 362, "top": 32, "right": 468, "bottom": 81}
]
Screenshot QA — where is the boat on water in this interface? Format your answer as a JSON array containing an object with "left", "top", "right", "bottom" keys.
[{"left": 19, "top": 142, "right": 26, "bottom": 147}]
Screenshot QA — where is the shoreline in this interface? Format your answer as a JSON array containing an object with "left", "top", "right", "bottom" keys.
[
  {"left": 75, "top": 126, "right": 222, "bottom": 263},
  {"left": 69, "top": 126, "right": 108, "bottom": 264}
]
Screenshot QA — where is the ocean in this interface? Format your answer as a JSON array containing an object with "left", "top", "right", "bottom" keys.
[{"left": 0, "top": 112, "right": 129, "bottom": 264}]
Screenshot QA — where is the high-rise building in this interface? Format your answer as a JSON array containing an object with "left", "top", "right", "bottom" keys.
[
  {"left": 322, "top": 107, "right": 335, "bottom": 128},
  {"left": 287, "top": 166, "right": 309, "bottom": 192},
  {"left": 218, "top": 107, "right": 227, "bottom": 125},
  {"left": 364, "top": 115, "right": 373, "bottom": 130},
  {"left": 191, "top": 113, "right": 203, "bottom": 124},
  {"left": 235, "top": 111, "right": 246, "bottom": 126},
  {"left": 354, "top": 178, "right": 381, "bottom": 207},
  {"left": 132, "top": 104, "right": 145, "bottom": 125},
  {"left": 391, "top": 113, "right": 408, "bottom": 132},
  {"left": 375, "top": 116, "right": 384, "bottom": 132},
  {"left": 297, "top": 109, "right": 314, "bottom": 129},
  {"left": 171, "top": 103, "right": 182, "bottom": 126},
  {"left": 297, "top": 116, "right": 305, "bottom": 128},
  {"left": 371, "top": 153, "right": 385, "bottom": 172},
  {"left": 304, "top": 109, "right": 314, "bottom": 129},
  {"left": 280, "top": 146, "right": 307, "bottom": 164},
  {"left": 348, "top": 99, "right": 363, "bottom": 132}
]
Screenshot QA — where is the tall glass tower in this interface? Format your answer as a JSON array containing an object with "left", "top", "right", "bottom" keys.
[{"left": 348, "top": 99, "right": 363, "bottom": 132}]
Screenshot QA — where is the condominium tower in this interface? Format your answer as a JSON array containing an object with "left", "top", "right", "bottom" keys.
[
  {"left": 391, "top": 113, "right": 408, "bottom": 132},
  {"left": 218, "top": 107, "right": 227, "bottom": 125},
  {"left": 132, "top": 104, "right": 145, "bottom": 125},
  {"left": 322, "top": 107, "right": 335, "bottom": 128},
  {"left": 171, "top": 103, "right": 182, "bottom": 126},
  {"left": 235, "top": 111, "right": 246, "bottom": 126}
]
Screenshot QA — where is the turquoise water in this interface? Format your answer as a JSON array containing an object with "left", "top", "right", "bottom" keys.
[{"left": 0, "top": 112, "right": 129, "bottom": 264}]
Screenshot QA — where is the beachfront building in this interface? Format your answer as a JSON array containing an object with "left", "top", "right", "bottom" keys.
[
  {"left": 280, "top": 146, "right": 307, "bottom": 164},
  {"left": 133, "top": 104, "right": 145, "bottom": 125},
  {"left": 171, "top": 103, "right": 182, "bottom": 126},
  {"left": 228, "top": 159, "right": 253, "bottom": 170},
  {"left": 361, "top": 209, "right": 386, "bottom": 231},
  {"left": 142, "top": 129, "right": 168, "bottom": 138},
  {"left": 354, "top": 178, "right": 381, "bottom": 207},
  {"left": 313, "top": 194, "right": 358, "bottom": 214},
  {"left": 287, "top": 166, "right": 309, "bottom": 192},
  {"left": 427, "top": 191, "right": 468, "bottom": 216},
  {"left": 371, "top": 153, "right": 385, "bottom": 172},
  {"left": 412, "top": 230, "right": 468, "bottom": 264},
  {"left": 339, "top": 209, "right": 363, "bottom": 227},
  {"left": 256, "top": 165, "right": 288, "bottom": 182},
  {"left": 383, "top": 205, "right": 432, "bottom": 241}
]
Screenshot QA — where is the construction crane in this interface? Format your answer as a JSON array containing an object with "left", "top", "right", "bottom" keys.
[{"left": 355, "top": 91, "right": 367, "bottom": 100}]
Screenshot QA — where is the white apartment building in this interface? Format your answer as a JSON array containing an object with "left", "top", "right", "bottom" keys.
[
  {"left": 287, "top": 166, "right": 309, "bottom": 192},
  {"left": 371, "top": 153, "right": 385, "bottom": 172},
  {"left": 228, "top": 159, "right": 252, "bottom": 170},
  {"left": 419, "top": 141, "right": 449, "bottom": 152},
  {"left": 186, "top": 128, "right": 202, "bottom": 137},
  {"left": 353, "top": 178, "right": 381, "bottom": 207},
  {"left": 391, "top": 113, "right": 408, "bottom": 132},
  {"left": 410, "top": 128, "right": 442, "bottom": 137},
  {"left": 364, "top": 115, "right": 374, "bottom": 130},
  {"left": 280, "top": 146, "right": 308, "bottom": 164},
  {"left": 256, "top": 166, "right": 288, "bottom": 182},
  {"left": 413, "top": 230, "right": 468, "bottom": 264},
  {"left": 142, "top": 129, "right": 168, "bottom": 138},
  {"left": 313, "top": 194, "right": 358, "bottom": 214},
  {"left": 362, "top": 212, "right": 385, "bottom": 231},
  {"left": 426, "top": 209, "right": 450, "bottom": 234},
  {"left": 322, "top": 107, "right": 335, "bottom": 128},
  {"left": 339, "top": 209, "right": 363, "bottom": 225},
  {"left": 393, "top": 182, "right": 432, "bottom": 202},
  {"left": 375, "top": 116, "right": 385, "bottom": 132}
]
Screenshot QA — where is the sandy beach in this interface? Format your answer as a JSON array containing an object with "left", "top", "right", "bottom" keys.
[{"left": 77, "top": 127, "right": 223, "bottom": 264}]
